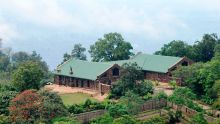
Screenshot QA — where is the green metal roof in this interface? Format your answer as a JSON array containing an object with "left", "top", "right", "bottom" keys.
[
  {"left": 106, "top": 53, "right": 182, "bottom": 73},
  {"left": 54, "top": 53, "right": 182, "bottom": 80},
  {"left": 54, "top": 58, "right": 114, "bottom": 80}
]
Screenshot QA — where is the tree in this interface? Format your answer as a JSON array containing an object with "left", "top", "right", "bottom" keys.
[
  {"left": 63, "top": 52, "right": 71, "bottom": 62},
  {"left": 38, "top": 90, "right": 68, "bottom": 122},
  {"left": 111, "top": 63, "right": 145, "bottom": 98},
  {"left": 0, "top": 55, "right": 10, "bottom": 71},
  {"left": 89, "top": 32, "right": 134, "bottom": 62},
  {"left": 9, "top": 90, "right": 42, "bottom": 123},
  {"left": 11, "top": 51, "right": 30, "bottom": 65},
  {"left": 12, "top": 61, "right": 44, "bottom": 91},
  {"left": 155, "top": 40, "right": 194, "bottom": 59},
  {"left": 71, "top": 44, "right": 87, "bottom": 60},
  {"left": 193, "top": 33, "right": 220, "bottom": 62},
  {"left": 168, "top": 87, "right": 196, "bottom": 106},
  {"left": 172, "top": 63, "right": 205, "bottom": 96},
  {"left": 213, "top": 44, "right": 220, "bottom": 60}
]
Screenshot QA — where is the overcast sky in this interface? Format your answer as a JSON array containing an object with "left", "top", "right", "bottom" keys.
[{"left": 0, "top": 0, "right": 220, "bottom": 69}]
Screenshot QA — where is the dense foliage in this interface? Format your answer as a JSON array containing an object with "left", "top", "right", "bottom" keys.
[
  {"left": 9, "top": 90, "right": 42, "bottom": 123},
  {"left": 190, "top": 113, "right": 208, "bottom": 124},
  {"left": 168, "top": 88, "right": 203, "bottom": 112},
  {"left": 63, "top": 43, "right": 87, "bottom": 62},
  {"left": 8, "top": 90, "right": 68, "bottom": 123},
  {"left": 90, "top": 113, "right": 113, "bottom": 124},
  {"left": 12, "top": 61, "right": 44, "bottom": 91},
  {"left": 0, "top": 91, "right": 18, "bottom": 115},
  {"left": 68, "top": 99, "right": 105, "bottom": 114},
  {"left": 89, "top": 32, "right": 134, "bottom": 62},
  {"left": 111, "top": 63, "right": 153, "bottom": 98},
  {"left": 142, "top": 115, "right": 168, "bottom": 124},
  {"left": 155, "top": 33, "right": 220, "bottom": 62},
  {"left": 173, "top": 58, "right": 220, "bottom": 105},
  {"left": 51, "top": 116, "right": 79, "bottom": 124}
]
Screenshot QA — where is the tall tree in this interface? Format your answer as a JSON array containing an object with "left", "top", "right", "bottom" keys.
[
  {"left": 213, "top": 44, "right": 220, "bottom": 60},
  {"left": 89, "top": 32, "right": 134, "bottom": 62},
  {"left": 154, "top": 40, "right": 194, "bottom": 59},
  {"left": 63, "top": 53, "right": 71, "bottom": 62},
  {"left": 11, "top": 51, "right": 30, "bottom": 64},
  {"left": 12, "top": 61, "right": 44, "bottom": 91},
  {"left": 71, "top": 44, "right": 87, "bottom": 60},
  {"left": 193, "top": 33, "right": 220, "bottom": 62}
]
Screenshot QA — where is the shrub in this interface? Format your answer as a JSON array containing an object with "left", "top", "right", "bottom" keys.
[
  {"left": 90, "top": 113, "right": 113, "bottom": 124},
  {"left": 67, "top": 100, "right": 105, "bottom": 114},
  {"left": 9, "top": 90, "right": 42, "bottom": 123},
  {"left": 143, "top": 93, "right": 152, "bottom": 101},
  {"left": 186, "top": 100, "right": 203, "bottom": 112},
  {"left": 212, "top": 98, "right": 220, "bottom": 110},
  {"left": 68, "top": 104, "right": 84, "bottom": 114},
  {"left": 153, "top": 91, "right": 168, "bottom": 100},
  {"left": 0, "top": 91, "right": 18, "bottom": 115},
  {"left": 38, "top": 90, "right": 68, "bottom": 122},
  {"left": 108, "top": 104, "right": 128, "bottom": 118},
  {"left": 112, "top": 115, "right": 137, "bottom": 124},
  {"left": 0, "top": 114, "right": 10, "bottom": 124},
  {"left": 190, "top": 113, "right": 208, "bottom": 124},
  {"left": 51, "top": 116, "right": 79, "bottom": 124},
  {"left": 143, "top": 115, "right": 167, "bottom": 124}
]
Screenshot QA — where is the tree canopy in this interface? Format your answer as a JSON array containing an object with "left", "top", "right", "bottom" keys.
[
  {"left": 12, "top": 61, "right": 44, "bottom": 91},
  {"left": 63, "top": 43, "right": 87, "bottom": 62},
  {"left": 89, "top": 32, "right": 134, "bottom": 62},
  {"left": 155, "top": 40, "right": 194, "bottom": 59},
  {"left": 155, "top": 34, "right": 220, "bottom": 62}
]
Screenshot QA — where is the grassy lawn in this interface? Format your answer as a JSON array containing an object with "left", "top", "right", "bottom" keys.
[{"left": 59, "top": 93, "right": 98, "bottom": 106}]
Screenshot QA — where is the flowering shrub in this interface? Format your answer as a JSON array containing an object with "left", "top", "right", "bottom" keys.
[{"left": 9, "top": 90, "right": 42, "bottom": 123}]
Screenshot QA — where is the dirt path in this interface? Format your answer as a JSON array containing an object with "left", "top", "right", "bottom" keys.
[{"left": 44, "top": 84, "right": 107, "bottom": 101}]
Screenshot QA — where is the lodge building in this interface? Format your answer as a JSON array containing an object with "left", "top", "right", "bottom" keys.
[{"left": 54, "top": 53, "right": 193, "bottom": 94}]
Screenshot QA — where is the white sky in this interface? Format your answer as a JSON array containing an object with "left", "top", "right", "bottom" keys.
[{"left": 0, "top": 0, "right": 220, "bottom": 69}]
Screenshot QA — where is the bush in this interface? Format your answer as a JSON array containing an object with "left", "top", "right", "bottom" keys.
[
  {"left": 186, "top": 100, "right": 203, "bottom": 112},
  {"left": 201, "top": 95, "right": 214, "bottom": 105},
  {"left": 212, "top": 98, "right": 220, "bottom": 110},
  {"left": 38, "top": 90, "right": 68, "bottom": 122},
  {"left": 108, "top": 104, "right": 128, "bottom": 118},
  {"left": 153, "top": 91, "right": 168, "bottom": 100},
  {"left": 112, "top": 115, "right": 137, "bottom": 124},
  {"left": 67, "top": 99, "right": 105, "bottom": 114},
  {"left": 68, "top": 104, "right": 84, "bottom": 114},
  {"left": 190, "top": 113, "right": 208, "bottom": 124},
  {"left": 168, "top": 110, "right": 182, "bottom": 123},
  {"left": 51, "top": 116, "right": 79, "bottom": 124},
  {"left": 0, "top": 114, "right": 10, "bottom": 124},
  {"left": 143, "top": 115, "right": 167, "bottom": 124},
  {"left": 0, "top": 91, "right": 18, "bottom": 115},
  {"left": 9, "top": 90, "right": 42, "bottom": 123},
  {"left": 90, "top": 113, "right": 113, "bottom": 124},
  {"left": 143, "top": 93, "right": 152, "bottom": 101}
]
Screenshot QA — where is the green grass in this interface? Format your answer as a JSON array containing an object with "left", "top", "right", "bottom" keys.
[{"left": 59, "top": 93, "right": 98, "bottom": 106}]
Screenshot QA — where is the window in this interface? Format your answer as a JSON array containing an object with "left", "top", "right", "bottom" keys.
[
  {"left": 182, "top": 61, "right": 188, "bottom": 66},
  {"left": 108, "top": 80, "right": 112, "bottom": 85},
  {"left": 87, "top": 80, "right": 90, "bottom": 87},
  {"left": 112, "top": 67, "right": 119, "bottom": 76}
]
